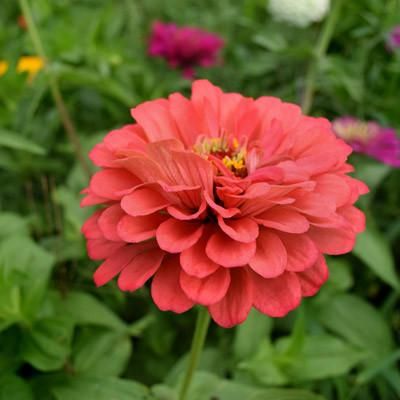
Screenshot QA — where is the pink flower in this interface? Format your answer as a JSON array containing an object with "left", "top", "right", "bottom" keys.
[
  {"left": 82, "top": 80, "right": 368, "bottom": 328},
  {"left": 333, "top": 117, "right": 400, "bottom": 167},
  {"left": 387, "top": 26, "right": 400, "bottom": 51},
  {"left": 148, "top": 21, "right": 224, "bottom": 78}
]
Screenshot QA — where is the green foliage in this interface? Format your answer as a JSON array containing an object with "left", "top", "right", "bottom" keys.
[{"left": 1, "top": 0, "right": 399, "bottom": 399}]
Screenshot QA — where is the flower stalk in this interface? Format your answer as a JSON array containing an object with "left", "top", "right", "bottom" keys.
[
  {"left": 301, "top": 0, "right": 344, "bottom": 114},
  {"left": 18, "top": 0, "right": 91, "bottom": 178},
  {"left": 178, "top": 307, "right": 211, "bottom": 400}
]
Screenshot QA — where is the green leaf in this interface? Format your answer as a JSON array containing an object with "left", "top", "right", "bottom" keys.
[
  {"left": 55, "top": 291, "right": 125, "bottom": 330},
  {"left": 317, "top": 294, "right": 394, "bottom": 360},
  {"left": 154, "top": 372, "right": 326, "bottom": 400},
  {"left": 353, "top": 223, "right": 400, "bottom": 290},
  {"left": 0, "top": 374, "right": 33, "bottom": 400},
  {"left": 21, "top": 315, "right": 74, "bottom": 371},
  {"left": 51, "top": 376, "right": 151, "bottom": 400},
  {"left": 276, "top": 335, "right": 367, "bottom": 381},
  {"left": 0, "top": 213, "right": 29, "bottom": 239},
  {"left": 233, "top": 309, "right": 272, "bottom": 360},
  {"left": 0, "top": 129, "right": 46, "bottom": 155},
  {"left": 72, "top": 329, "right": 132, "bottom": 377},
  {"left": 0, "top": 237, "right": 54, "bottom": 323},
  {"left": 325, "top": 257, "right": 353, "bottom": 291},
  {"left": 238, "top": 340, "right": 288, "bottom": 386}
]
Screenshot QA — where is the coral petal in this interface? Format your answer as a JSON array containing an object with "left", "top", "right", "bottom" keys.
[
  {"left": 151, "top": 256, "right": 194, "bottom": 313},
  {"left": 121, "top": 187, "right": 169, "bottom": 216},
  {"left": 208, "top": 268, "right": 253, "bottom": 328},
  {"left": 118, "top": 214, "right": 167, "bottom": 243},
  {"left": 217, "top": 215, "right": 259, "bottom": 243},
  {"left": 297, "top": 255, "right": 329, "bottom": 296},
  {"left": 156, "top": 219, "right": 204, "bottom": 253},
  {"left": 180, "top": 267, "right": 230, "bottom": 305},
  {"left": 206, "top": 230, "right": 256, "bottom": 267},
  {"left": 252, "top": 271, "right": 301, "bottom": 317},
  {"left": 249, "top": 230, "right": 287, "bottom": 278},
  {"left": 98, "top": 204, "right": 124, "bottom": 241},
  {"left": 118, "top": 248, "right": 164, "bottom": 291}
]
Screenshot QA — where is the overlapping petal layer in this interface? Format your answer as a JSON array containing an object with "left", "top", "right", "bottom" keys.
[{"left": 82, "top": 80, "right": 367, "bottom": 328}]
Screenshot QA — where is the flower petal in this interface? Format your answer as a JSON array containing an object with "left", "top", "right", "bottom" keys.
[
  {"left": 180, "top": 267, "right": 230, "bottom": 305},
  {"left": 151, "top": 256, "right": 194, "bottom": 313},
  {"left": 118, "top": 214, "right": 167, "bottom": 243},
  {"left": 86, "top": 238, "right": 124, "bottom": 260},
  {"left": 118, "top": 248, "right": 164, "bottom": 291},
  {"left": 255, "top": 208, "right": 310, "bottom": 233},
  {"left": 90, "top": 169, "right": 140, "bottom": 200},
  {"left": 208, "top": 268, "right": 253, "bottom": 328},
  {"left": 252, "top": 271, "right": 301, "bottom": 317},
  {"left": 97, "top": 204, "right": 125, "bottom": 241},
  {"left": 297, "top": 255, "right": 329, "bottom": 296},
  {"left": 180, "top": 229, "right": 219, "bottom": 278},
  {"left": 217, "top": 215, "right": 259, "bottom": 243},
  {"left": 121, "top": 187, "right": 170, "bottom": 216},
  {"left": 308, "top": 225, "right": 355, "bottom": 255},
  {"left": 279, "top": 233, "right": 319, "bottom": 272},
  {"left": 249, "top": 230, "right": 287, "bottom": 278},
  {"left": 93, "top": 243, "right": 152, "bottom": 286},
  {"left": 156, "top": 218, "right": 204, "bottom": 253},
  {"left": 206, "top": 230, "right": 256, "bottom": 267}
]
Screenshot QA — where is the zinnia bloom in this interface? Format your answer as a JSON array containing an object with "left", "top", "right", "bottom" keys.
[
  {"left": 268, "top": 0, "right": 330, "bottom": 27},
  {"left": 82, "top": 80, "right": 367, "bottom": 328},
  {"left": 148, "top": 21, "right": 224, "bottom": 78},
  {"left": 387, "top": 26, "right": 400, "bottom": 51},
  {"left": 333, "top": 117, "right": 400, "bottom": 167}
]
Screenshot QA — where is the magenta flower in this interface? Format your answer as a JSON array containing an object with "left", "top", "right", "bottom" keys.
[
  {"left": 387, "top": 26, "right": 400, "bottom": 51},
  {"left": 333, "top": 117, "right": 400, "bottom": 167},
  {"left": 148, "top": 21, "right": 224, "bottom": 78}
]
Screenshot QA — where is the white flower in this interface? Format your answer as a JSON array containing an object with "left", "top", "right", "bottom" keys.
[{"left": 268, "top": 0, "right": 331, "bottom": 27}]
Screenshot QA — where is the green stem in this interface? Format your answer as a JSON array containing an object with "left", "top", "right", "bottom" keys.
[
  {"left": 18, "top": 0, "right": 91, "bottom": 178},
  {"left": 301, "top": 0, "right": 344, "bottom": 114},
  {"left": 178, "top": 307, "right": 211, "bottom": 400}
]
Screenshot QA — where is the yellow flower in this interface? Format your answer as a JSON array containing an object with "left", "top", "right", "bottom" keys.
[
  {"left": 0, "top": 61, "right": 8, "bottom": 76},
  {"left": 0, "top": 56, "right": 45, "bottom": 80},
  {"left": 17, "top": 56, "right": 45, "bottom": 80}
]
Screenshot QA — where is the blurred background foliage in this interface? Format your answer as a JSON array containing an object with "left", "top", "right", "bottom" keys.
[{"left": 0, "top": 0, "right": 399, "bottom": 399}]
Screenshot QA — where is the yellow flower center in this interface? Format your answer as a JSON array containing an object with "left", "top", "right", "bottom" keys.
[{"left": 194, "top": 136, "right": 247, "bottom": 177}]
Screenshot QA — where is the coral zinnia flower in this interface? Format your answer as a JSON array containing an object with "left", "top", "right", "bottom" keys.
[
  {"left": 148, "top": 21, "right": 224, "bottom": 78},
  {"left": 333, "top": 117, "right": 400, "bottom": 167},
  {"left": 82, "top": 80, "right": 367, "bottom": 328}
]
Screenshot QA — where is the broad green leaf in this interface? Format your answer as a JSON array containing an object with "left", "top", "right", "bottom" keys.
[
  {"left": 353, "top": 224, "right": 400, "bottom": 290},
  {"left": 21, "top": 315, "right": 74, "bottom": 371},
  {"left": 325, "top": 257, "right": 353, "bottom": 291},
  {"left": 55, "top": 291, "right": 125, "bottom": 330},
  {"left": 276, "top": 335, "right": 367, "bottom": 381},
  {"left": 238, "top": 340, "right": 288, "bottom": 386},
  {"left": 0, "top": 374, "right": 33, "bottom": 400},
  {"left": 51, "top": 376, "right": 151, "bottom": 400},
  {"left": 0, "top": 129, "right": 46, "bottom": 155},
  {"left": 72, "top": 329, "right": 132, "bottom": 377},
  {"left": 153, "top": 372, "right": 326, "bottom": 400},
  {"left": 233, "top": 309, "right": 272, "bottom": 360},
  {"left": 0, "top": 237, "right": 54, "bottom": 322},
  {"left": 0, "top": 213, "right": 29, "bottom": 239},
  {"left": 317, "top": 294, "right": 394, "bottom": 360}
]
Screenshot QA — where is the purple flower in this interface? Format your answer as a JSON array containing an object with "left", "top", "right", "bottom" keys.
[
  {"left": 333, "top": 117, "right": 400, "bottom": 167},
  {"left": 148, "top": 21, "right": 224, "bottom": 78},
  {"left": 387, "top": 25, "right": 400, "bottom": 51}
]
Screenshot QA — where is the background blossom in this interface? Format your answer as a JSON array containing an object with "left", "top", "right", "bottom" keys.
[
  {"left": 148, "top": 21, "right": 224, "bottom": 78},
  {"left": 333, "top": 117, "right": 400, "bottom": 167},
  {"left": 268, "top": 0, "right": 331, "bottom": 27}
]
